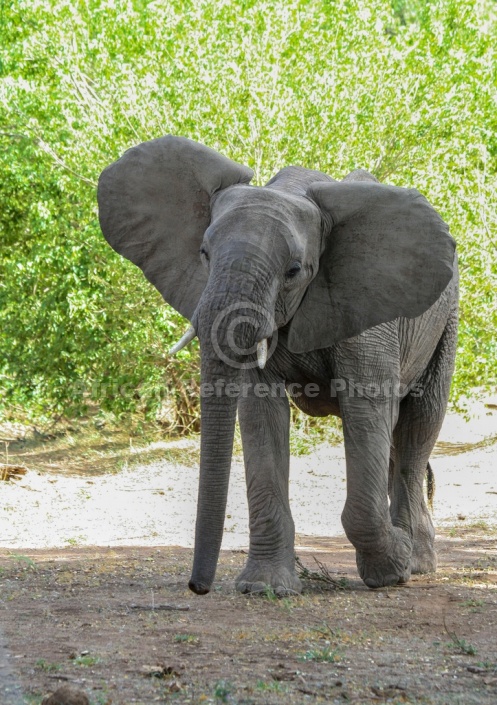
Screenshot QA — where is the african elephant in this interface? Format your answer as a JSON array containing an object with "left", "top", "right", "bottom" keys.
[{"left": 97, "top": 136, "right": 458, "bottom": 595}]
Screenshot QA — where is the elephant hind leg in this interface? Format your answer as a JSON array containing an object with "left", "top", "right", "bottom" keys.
[
  {"left": 389, "top": 410, "right": 438, "bottom": 575},
  {"left": 390, "top": 310, "right": 457, "bottom": 575},
  {"left": 412, "top": 461, "right": 437, "bottom": 574},
  {"left": 388, "top": 453, "right": 436, "bottom": 574}
]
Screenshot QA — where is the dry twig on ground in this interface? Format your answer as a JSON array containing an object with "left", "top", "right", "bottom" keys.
[{"left": 295, "top": 555, "right": 349, "bottom": 590}]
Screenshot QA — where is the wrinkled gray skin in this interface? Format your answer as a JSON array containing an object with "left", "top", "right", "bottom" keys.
[{"left": 98, "top": 136, "right": 458, "bottom": 595}]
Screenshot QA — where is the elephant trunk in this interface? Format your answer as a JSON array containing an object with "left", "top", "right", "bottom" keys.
[
  {"left": 188, "top": 350, "right": 239, "bottom": 594},
  {"left": 188, "top": 280, "right": 272, "bottom": 594}
]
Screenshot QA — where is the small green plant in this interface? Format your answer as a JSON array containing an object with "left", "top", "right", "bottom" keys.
[
  {"left": 477, "top": 661, "right": 497, "bottom": 671},
  {"left": 91, "top": 694, "right": 112, "bottom": 705},
  {"left": 444, "top": 618, "right": 477, "bottom": 656},
  {"left": 447, "top": 638, "right": 478, "bottom": 656},
  {"left": 299, "top": 645, "right": 341, "bottom": 663},
  {"left": 298, "top": 621, "right": 344, "bottom": 662},
  {"left": 256, "top": 680, "right": 286, "bottom": 693},
  {"left": 240, "top": 582, "right": 281, "bottom": 600},
  {"left": 74, "top": 654, "right": 100, "bottom": 667},
  {"left": 35, "top": 659, "right": 60, "bottom": 672},
  {"left": 19, "top": 695, "right": 41, "bottom": 705},
  {"left": 10, "top": 554, "right": 37, "bottom": 571},
  {"left": 174, "top": 634, "right": 199, "bottom": 644},
  {"left": 213, "top": 680, "right": 233, "bottom": 702},
  {"left": 279, "top": 597, "right": 294, "bottom": 612},
  {"left": 264, "top": 585, "right": 278, "bottom": 600},
  {"left": 463, "top": 599, "right": 484, "bottom": 612}
]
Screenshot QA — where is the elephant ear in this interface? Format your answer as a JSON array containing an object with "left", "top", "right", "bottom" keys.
[
  {"left": 286, "top": 181, "right": 456, "bottom": 353},
  {"left": 97, "top": 135, "right": 253, "bottom": 320}
]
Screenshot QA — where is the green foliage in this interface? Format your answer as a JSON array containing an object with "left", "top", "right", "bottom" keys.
[{"left": 1, "top": 0, "right": 496, "bottom": 422}]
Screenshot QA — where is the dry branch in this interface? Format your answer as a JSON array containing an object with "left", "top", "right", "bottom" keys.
[{"left": 0, "top": 464, "right": 28, "bottom": 482}]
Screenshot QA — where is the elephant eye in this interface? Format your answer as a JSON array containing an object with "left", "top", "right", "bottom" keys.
[
  {"left": 199, "top": 246, "right": 209, "bottom": 262},
  {"left": 285, "top": 262, "right": 302, "bottom": 279}
]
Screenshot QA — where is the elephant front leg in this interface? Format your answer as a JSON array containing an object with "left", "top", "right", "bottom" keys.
[
  {"left": 236, "top": 376, "right": 301, "bottom": 595},
  {"left": 339, "top": 392, "right": 413, "bottom": 588}
]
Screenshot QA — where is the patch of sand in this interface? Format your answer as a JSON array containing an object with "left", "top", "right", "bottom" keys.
[{"left": 1, "top": 403, "right": 496, "bottom": 550}]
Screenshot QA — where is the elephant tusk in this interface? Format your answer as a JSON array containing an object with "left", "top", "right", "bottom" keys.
[
  {"left": 168, "top": 325, "right": 196, "bottom": 355},
  {"left": 257, "top": 338, "right": 268, "bottom": 369}
]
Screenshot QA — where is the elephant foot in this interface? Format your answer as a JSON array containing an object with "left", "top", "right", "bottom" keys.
[
  {"left": 235, "top": 559, "right": 302, "bottom": 596},
  {"left": 410, "top": 515, "right": 437, "bottom": 574},
  {"left": 356, "top": 526, "right": 412, "bottom": 589},
  {"left": 410, "top": 545, "right": 437, "bottom": 574}
]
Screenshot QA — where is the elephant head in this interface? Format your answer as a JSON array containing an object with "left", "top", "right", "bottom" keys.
[{"left": 97, "top": 136, "right": 455, "bottom": 594}]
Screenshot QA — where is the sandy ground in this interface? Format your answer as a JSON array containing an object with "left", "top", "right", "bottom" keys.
[{"left": 1, "top": 402, "right": 496, "bottom": 551}]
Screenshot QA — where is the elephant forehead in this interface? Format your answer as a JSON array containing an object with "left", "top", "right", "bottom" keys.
[{"left": 210, "top": 185, "right": 321, "bottom": 236}]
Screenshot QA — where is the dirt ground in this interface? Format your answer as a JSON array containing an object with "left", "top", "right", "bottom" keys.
[
  {"left": 1, "top": 404, "right": 496, "bottom": 704},
  {"left": 1, "top": 530, "right": 496, "bottom": 705}
]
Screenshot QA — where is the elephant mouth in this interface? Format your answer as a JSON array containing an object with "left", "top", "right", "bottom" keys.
[
  {"left": 168, "top": 293, "right": 276, "bottom": 371},
  {"left": 168, "top": 324, "right": 270, "bottom": 369},
  {"left": 195, "top": 297, "right": 277, "bottom": 370}
]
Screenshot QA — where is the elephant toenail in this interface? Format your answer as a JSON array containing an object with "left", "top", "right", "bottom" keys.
[
  {"left": 364, "top": 578, "right": 379, "bottom": 589},
  {"left": 365, "top": 574, "right": 399, "bottom": 589}
]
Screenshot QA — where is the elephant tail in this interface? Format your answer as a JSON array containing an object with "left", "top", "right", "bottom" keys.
[{"left": 426, "top": 461, "right": 435, "bottom": 511}]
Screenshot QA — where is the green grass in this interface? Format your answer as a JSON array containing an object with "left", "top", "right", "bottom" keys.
[
  {"left": 447, "top": 638, "right": 478, "bottom": 656},
  {"left": 213, "top": 680, "right": 233, "bottom": 702},
  {"left": 462, "top": 599, "right": 485, "bottom": 612},
  {"left": 9, "top": 554, "right": 37, "bottom": 571},
  {"left": 35, "top": 659, "right": 60, "bottom": 672},
  {"left": 73, "top": 655, "right": 101, "bottom": 667},
  {"left": 256, "top": 680, "right": 287, "bottom": 693},
  {"left": 174, "top": 634, "right": 199, "bottom": 644},
  {"left": 299, "top": 645, "right": 341, "bottom": 663},
  {"left": 444, "top": 617, "right": 478, "bottom": 656}
]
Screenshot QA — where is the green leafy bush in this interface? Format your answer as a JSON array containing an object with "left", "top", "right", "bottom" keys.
[{"left": 1, "top": 0, "right": 496, "bottom": 424}]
